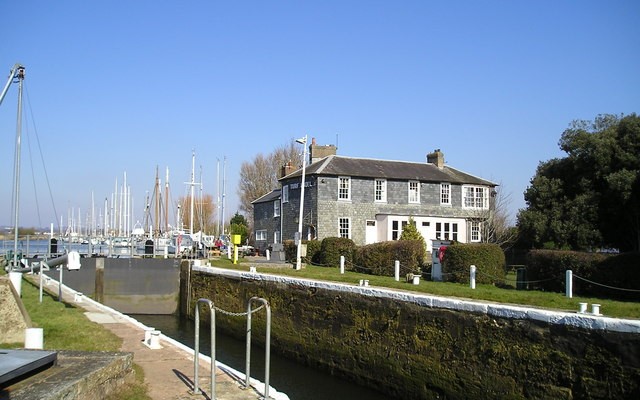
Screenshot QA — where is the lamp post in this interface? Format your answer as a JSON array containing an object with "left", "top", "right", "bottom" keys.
[{"left": 295, "top": 135, "right": 308, "bottom": 270}]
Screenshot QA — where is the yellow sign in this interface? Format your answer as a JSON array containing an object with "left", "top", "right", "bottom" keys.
[{"left": 231, "top": 234, "right": 241, "bottom": 245}]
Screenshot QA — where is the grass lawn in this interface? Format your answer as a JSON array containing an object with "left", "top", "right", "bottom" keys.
[
  {"left": 1, "top": 274, "right": 151, "bottom": 400},
  {"left": 209, "top": 257, "right": 640, "bottom": 320}
]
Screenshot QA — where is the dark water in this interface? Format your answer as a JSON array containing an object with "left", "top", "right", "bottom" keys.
[{"left": 132, "top": 314, "right": 390, "bottom": 400}]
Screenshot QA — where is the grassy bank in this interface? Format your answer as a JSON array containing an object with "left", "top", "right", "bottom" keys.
[
  {"left": 209, "top": 257, "right": 640, "bottom": 319},
  {"left": 1, "top": 274, "right": 150, "bottom": 400}
]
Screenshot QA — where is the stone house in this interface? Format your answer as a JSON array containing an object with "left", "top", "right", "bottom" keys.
[{"left": 252, "top": 139, "right": 497, "bottom": 254}]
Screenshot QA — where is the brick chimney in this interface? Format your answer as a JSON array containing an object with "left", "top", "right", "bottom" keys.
[
  {"left": 309, "top": 137, "right": 337, "bottom": 163},
  {"left": 280, "top": 161, "right": 296, "bottom": 178},
  {"left": 427, "top": 149, "right": 445, "bottom": 168}
]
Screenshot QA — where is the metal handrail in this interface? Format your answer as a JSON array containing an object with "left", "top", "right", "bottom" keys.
[
  {"left": 245, "top": 297, "right": 272, "bottom": 399},
  {"left": 194, "top": 298, "right": 215, "bottom": 397}
]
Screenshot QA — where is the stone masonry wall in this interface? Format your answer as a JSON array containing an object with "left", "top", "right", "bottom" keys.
[{"left": 183, "top": 265, "right": 640, "bottom": 400}]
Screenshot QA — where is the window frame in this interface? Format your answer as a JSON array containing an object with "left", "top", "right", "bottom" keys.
[
  {"left": 282, "top": 185, "right": 289, "bottom": 203},
  {"left": 273, "top": 200, "right": 280, "bottom": 217},
  {"left": 462, "top": 185, "right": 488, "bottom": 209},
  {"left": 374, "top": 178, "right": 387, "bottom": 203},
  {"left": 338, "top": 176, "right": 351, "bottom": 201},
  {"left": 440, "top": 182, "right": 451, "bottom": 206},
  {"left": 408, "top": 180, "right": 420, "bottom": 204},
  {"left": 256, "top": 230, "right": 267, "bottom": 241},
  {"left": 470, "top": 221, "right": 481, "bottom": 242},
  {"left": 339, "top": 217, "right": 351, "bottom": 239}
]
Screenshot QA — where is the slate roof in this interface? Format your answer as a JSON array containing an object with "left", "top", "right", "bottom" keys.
[
  {"left": 251, "top": 188, "right": 281, "bottom": 204},
  {"left": 280, "top": 155, "right": 497, "bottom": 186}
]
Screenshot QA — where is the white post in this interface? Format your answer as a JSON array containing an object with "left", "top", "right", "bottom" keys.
[
  {"left": 9, "top": 271, "right": 22, "bottom": 297},
  {"left": 266, "top": 249, "right": 271, "bottom": 261},
  {"left": 566, "top": 270, "right": 573, "bottom": 298},
  {"left": 295, "top": 135, "right": 308, "bottom": 271},
  {"left": 394, "top": 260, "right": 400, "bottom": 282},
  {"left": 340, "top": 255, "right": 345, "bottom": 274},
  {"left": 470, "top": 265, "right": 476, "bottom": 289}
]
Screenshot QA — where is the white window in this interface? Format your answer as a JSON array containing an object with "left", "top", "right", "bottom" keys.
[
  {"left": 338, "top": 177, "right": 351, "bottom": 200},
  {"left": 436, "top": 222, "right": 458, "bottom": 241},
  {"left": 273, "top": 200, "right": 280, "bottom": 217},
  {"left": 274, "top": 231, "right": 280, "bottom": 244},
  {"left": 374, "top": 179, "right": 387, "bottom": 202},
  {"left": 441, "top": 183, "right": 451, "bottom": 205},
  {"left": 470, "top": 221, "right": 481, "bottom": 242},
  {"left": 282, "top": 185, "right": 289, "bottom": 203},
  {"left": 392, "top": 220, "right": 400, "bottom": 240},
  {"left": 256, "top": 230, "right": 267, "bottom": 241},
  {"left": 463, "top": 186, "right": 488, "bottom": 209},
  {"left": 408, "top": 181, "right": 420, "bottom": 203},
  {"left": 339, "top": 218, "right": 350, "bottom": 238}
]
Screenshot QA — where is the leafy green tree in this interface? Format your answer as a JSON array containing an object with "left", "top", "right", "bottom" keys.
[
  {"left": 229, "top": 212, "right": 249, "bottom": 244},
  {"left": 517, "top": 113, "right": 640, "bottom": 251}
]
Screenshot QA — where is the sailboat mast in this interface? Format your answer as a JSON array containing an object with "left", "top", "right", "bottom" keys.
[
  {"left": 11, "top": 65, "right": 25, "bottom": 269},
  {"left": 190, "top": 151, "right": 195, "bottom": 235},
  {"left": 221, "top": 156, "right": 226, "bottom": 235},
  {"left": 165, "top": 167, "right": 169, "bottom": 233}
]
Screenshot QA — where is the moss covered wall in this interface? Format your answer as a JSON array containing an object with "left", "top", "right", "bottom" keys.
[{"left": 181, "top": 265, "right": 640, "bottom": 399}]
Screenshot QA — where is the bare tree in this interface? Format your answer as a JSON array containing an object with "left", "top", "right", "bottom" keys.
[
  {"left": 237, "top": 140, "right": 303, "bottom": 225},
  {"left": 468, "top": 183, "right": 517, "bottom": 249},
  {"left": 178, "top": 193, "right": 216, "bottom": 234}
]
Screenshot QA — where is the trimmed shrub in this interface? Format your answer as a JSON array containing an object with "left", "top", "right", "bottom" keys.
[
  {"left": 283, "top": 240, "right": 296, "bottom": 262},
  {"left": 526, "top": 250, "right": 608, "bottom": 293},
  {"left": 591, "top": 252, "right": 640, "bottom": 301},
  {"left": 318, "top": 237, "right": 356, "bottom": 267},
  {"left": 354, "top": 240, "right": 424, "bottom": 276},
  {"left": 304, "top": 240, "right": 322, "bottom": 264},
  {"left": 282, "top": 239, "right": 322, "bottom": 264},
  {"left": 443, "top": 243, "right": 506, "bottom": 284},
  {"left": 526, "top": 250, "right": 638, "bottom": 300}
]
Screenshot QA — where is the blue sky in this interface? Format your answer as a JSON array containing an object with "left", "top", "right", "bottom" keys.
[{"left": 1, "top": 0, "right": 638, "bottom": 231}]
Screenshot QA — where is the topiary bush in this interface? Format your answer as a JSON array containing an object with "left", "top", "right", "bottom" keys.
[
  {"left": 354, "top": 240, "right": 425, "bottom": 276},
  {"left": 317, "top": 237, "right": 356, "bottom": 267},
  {"left": 442, "top": 243, "right": 506, "bottom": 284},
  {"left": 303, "top": 240, "right": 322, "bottom": 264}
]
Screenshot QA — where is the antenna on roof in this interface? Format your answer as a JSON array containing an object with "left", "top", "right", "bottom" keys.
[{"left": 336, "top": 133, "right": 339, "bottom": 149}]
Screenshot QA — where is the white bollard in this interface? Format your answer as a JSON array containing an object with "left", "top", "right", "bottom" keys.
[
  {"left": 394, "top": 260, "right": 400, "bottom": 282},
  {"left": 578, "top": 302, "right": 588, "bottom": 313},
  {"left": 249, "top": 266, "right": 257, "bottom": 273},
  {"left": 566, "top": 270, "right": 573, "bottom": 298},
  {"left": 9, "top": 272, "right": 22, "bottom": 297},
  {"left": 266, "top": 249, "right": 270, "bottom": 261},
  {"left": 412, "top": 275, "right": 420, "bottom": 285},
  {"left": 340, "top": 256, "right": 345, "bottom": 274},
  {"left": 364, "top": 279, "right": 369, "bottom": 287},
  {"left": 470, "top": 265, "right": 476, "bottom": 289},
  {"left": 74, "top": 292, "right": 84, "bottom": 303},
  {"left": 24, "top": 328, "right": 44, "bottom": 349},
  {"left": 144, "top": 327, "right": 155, "bottom": 344},
  {"left": 149, "top": 330, "right": 162, "bottom": 349},
  {"left": 591, "top": 304, "right": 601, "bottom": 315}
]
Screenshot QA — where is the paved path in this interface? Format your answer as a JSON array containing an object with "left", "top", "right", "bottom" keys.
[{"left": 33, "top": 275, "right": 288, "bottom": 400}]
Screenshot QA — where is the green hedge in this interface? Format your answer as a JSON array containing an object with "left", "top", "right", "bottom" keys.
[
  {"left": 354, "top": 240, "right": 424, "bottom": 276},
  {"left": 443, "top": 243, "right": 505, "bottom": 284},
  {"left": 526, "top": 250, "right": 638, "bottom": 300},
  {"left": 317, "top": 237, "right": 356, "bottom": 267}
]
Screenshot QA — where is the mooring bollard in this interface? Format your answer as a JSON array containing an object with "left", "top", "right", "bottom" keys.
[
  {"left": 592, "top": 304, "right": 601, "bottom": 315},
  {"left": 340, "top": 256, "right": 345, "bottom": 274},
  {"left": 578, "top": 302, "right": 588, "bottom": 313}
]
